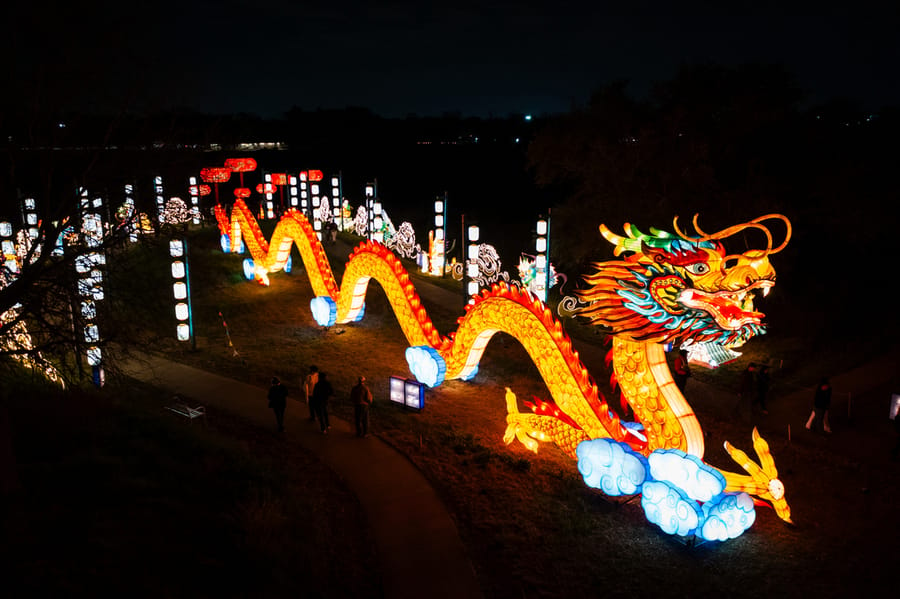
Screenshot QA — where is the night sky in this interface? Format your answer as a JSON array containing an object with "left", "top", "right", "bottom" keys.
[{"left": 9, "top": 2, "right": 900, "bottom": 118}]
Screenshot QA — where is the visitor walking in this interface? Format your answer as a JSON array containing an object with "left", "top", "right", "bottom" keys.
[
  {"left": 267, "top": 376, "right": 288, "bottom": 432},
  {"left": 302, "top": 365, "right": 319, "bottom": 421},
  {"left": 311, "top": 371, "right": 334, "bottom": 434},
  {"left": 351, "top": 376, "right": 374, "bottom": 437},
  {"left": 805, "top": 377, "right": 832, "bottom": 433},
  {"left": 754, "top": 365, "right": 770, "bottom": 415},
  {"left": 672, "top": 349, "right": 691, "bottom": 394}
]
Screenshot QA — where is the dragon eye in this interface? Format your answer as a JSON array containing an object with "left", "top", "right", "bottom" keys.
[{"left": 685, "top": 262, "right": 710, "bottom": 275}]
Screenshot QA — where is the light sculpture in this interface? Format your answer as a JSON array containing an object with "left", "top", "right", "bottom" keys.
[
  {"left": 187, "top": 178, "right": 201, "bottom": 225},
  {"left": 78, "top": 188, "right": 106, "bottom": 386},
  {"left": 385, "top": 222, "right": 418, "bottom": 260},
  {"left": 331, "top": 175, "right": 343, "bottom": 230},
  {"left": 124, "top": 184, "right": 139, "bottom": 240},
  {"left": 162, "top": 198, "right": 191, "bottom": 225},
  {"left": 263, "top": 174, "right": 275, "bottom": 219},
  {"left": 224, "top": 157, "right": 257, "bottom": 187},
  {"left": 365, "top": 183, "right": 376, "bottom": 241},
  {"left": 169, "top": 239, "right": 195, "bottom": 347},
  {"left": 534, "top": 215, "right": 550, "bottom": 302},
  {"left": 200, "top": 167, "right": 232, "bottom": 205},
  {"left": 431, "top": 193, "right": 447, "bottom": 276},
  {"left": 299, "top": 171, "right": 309, "bottom": 216},
  {"left": 289, "top": 176, "right": 299, "bottom": 208},
  {"left": 1, "top": 221, "right": 15, "bottom": 274},
  {"left": 154, "top": 176, "right": 165, "bottom": 223},
  {"left": 213, "top": 206, "right": 795, "bottom": 536},
  {"left": 466, "top": 225, "right": 479, "bottom": 300}
]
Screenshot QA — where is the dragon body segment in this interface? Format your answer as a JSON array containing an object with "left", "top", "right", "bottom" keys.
[{"left": 215, "top": 206, "right": 793, "bottom": 527}]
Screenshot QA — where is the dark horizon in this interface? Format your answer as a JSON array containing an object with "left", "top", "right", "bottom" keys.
[{"left": 7, "top": 4, "right": 900, "bottom": 120}]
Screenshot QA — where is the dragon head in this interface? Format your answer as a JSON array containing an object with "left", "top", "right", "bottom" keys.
[{"left": 577, "top": 214, "right": 791, "bottom": 350}]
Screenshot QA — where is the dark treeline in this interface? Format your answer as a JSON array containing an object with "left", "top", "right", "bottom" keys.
[{"left": 3, "top": 63, "right": 898, "bottom": 348}]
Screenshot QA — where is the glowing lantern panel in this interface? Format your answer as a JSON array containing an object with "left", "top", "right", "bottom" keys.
[
  {"left": 224, "top": 157, "right": 258, "bottom": 172},
  {"left": 175, "top": 302, "right": 190, "bottom": 321},
  {"left": 200, "top": 167, "right": 232, "bottom": 183}
]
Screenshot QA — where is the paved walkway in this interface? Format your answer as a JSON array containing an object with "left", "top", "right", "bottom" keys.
[{"left": 121, "top": 354, "right": 483, "bottom": 599}]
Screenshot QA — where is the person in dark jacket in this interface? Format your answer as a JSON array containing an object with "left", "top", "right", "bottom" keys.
[
  {"left": 350, "top": 376, "right": 374, "bottom": 437},
  {"left": 267, "top": 376, "right": 288, "bottom": 432},
  {"left": 806, "top": 377, "right": 832, "bottom": 433},
  {"left": 311, "top": 372, "right": 334, "bottom": 434}
]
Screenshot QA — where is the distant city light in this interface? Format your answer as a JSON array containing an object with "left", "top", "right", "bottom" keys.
[{"left": 524, "top": 114, "right": 532, "bottom": 121}]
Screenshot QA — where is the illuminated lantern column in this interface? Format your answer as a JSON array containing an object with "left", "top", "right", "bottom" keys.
[
  {"left": 534, "top": 214, "right": 550, "bottom": 302},
  {"left": 289, "top": 175, "right": 299, "bottom": 208},
  {"left": 154, "top": 176, "right": 165, "bottom": 223},
  {"left": 311, "top": 186, "right": 322, "bottom": 241},
  {"left": 263, "top": 173, "right": 275, "bottom": 219},
  {"left": 430, "top": 193, "right": 447, "bottom": 276},
  {"left": 0, "top": 221, "right": 15, "bottom": 273},
  {"left": 272, "top": 173, "right": 287, "bottom": 214},
  {"left": 77, "top": 188, "right": 106, "bottom": 387},
  {"left": 187, "top": 177, "right": 201, "bottom": 225},
  {"left": 255, "top": 182, "right": 277, "bottom": 220},
  {"left": 466, "top": 225, "right": 480, "bottom": 303},
  {"left": 170, "top": 239, "right": 196, "bottom": 349},
  {"left": 124, "top": 184, "right": 139, "bottom": 241},
  {"left": 22, "top": 197, "right": 39, "bottom": 242},
  {"left": 299, "top": 171, "right": 309, "bottom": 217},
  {"left": 331, "top": 173, "right": 343, "bottom": 230}
]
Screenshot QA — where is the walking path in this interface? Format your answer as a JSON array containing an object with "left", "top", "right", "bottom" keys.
[{"left": 121, "top": 354, "right": 483, "bottom": 599}]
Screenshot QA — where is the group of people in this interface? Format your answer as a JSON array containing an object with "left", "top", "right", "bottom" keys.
[{"left": 267, "top": 365, "right": 374, "bottom": 437}]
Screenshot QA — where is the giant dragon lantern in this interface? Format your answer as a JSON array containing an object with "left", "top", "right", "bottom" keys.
[{"left": 213, "top": 201, "right": 793, "bottom": 542}]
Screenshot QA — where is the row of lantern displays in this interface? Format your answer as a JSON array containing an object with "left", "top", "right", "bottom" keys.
[{"left": 0, "top": 193, "right": 105, "bottom": 385}]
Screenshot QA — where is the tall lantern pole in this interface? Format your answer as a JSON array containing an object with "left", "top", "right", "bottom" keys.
[
  {"left": 331, "top": 173, "right": 343, "bottom": 231},
  {"left": 365, "top": 182, "right": 376, "bottom": 241},
  {"left": 432, "top": 192, "right": 447, "bottom": 276},
  {"left": 535, "top": 213, "right": 549, "bottom": 303},
  {"left": 299, "top": 171, "right": 309, "bottom": 218},
  {"left": 170, "top": 238, "right": 196, "bottom": 351},
  {"left": 467, "top": 224, "right": 480, "bottom": 303}
]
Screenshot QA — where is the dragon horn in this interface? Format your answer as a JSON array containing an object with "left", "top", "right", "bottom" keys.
[
  {"left": 599, "top": 224, "right": 628, "bottom": 256},
  {"left": 672, "top": 215, "right": 701, "bottom": 242}
]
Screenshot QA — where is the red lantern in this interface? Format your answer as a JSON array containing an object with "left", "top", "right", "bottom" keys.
[
  {"left": 256, "top": 183, "right": 277, "bottom": 194},
  {"left": 271, "top": 173, "right": 287, "bottom": 186},
  {"left": 308, "top": 169, "right": 324, "bottom": 182},
  {"left": 200, "top": 167, "right": 232, "bottom": 183},
  {"left": 234, "top": 188, "right": 251, "bottom": 198},
  {"left": 224, "top": 158, "right": 257, "bottom": 173},
  {"left": 198, "top": 185, "right": 212, "bottom": 196}
]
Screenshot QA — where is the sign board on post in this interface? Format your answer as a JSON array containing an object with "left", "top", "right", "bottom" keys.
[{"left": 389, "top": 376, "right": 425, "bottom": 411}]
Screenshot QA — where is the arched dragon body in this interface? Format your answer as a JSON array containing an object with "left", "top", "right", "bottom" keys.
[{"left": 216, "top": 203, "right": 792, "bottom": 523}]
